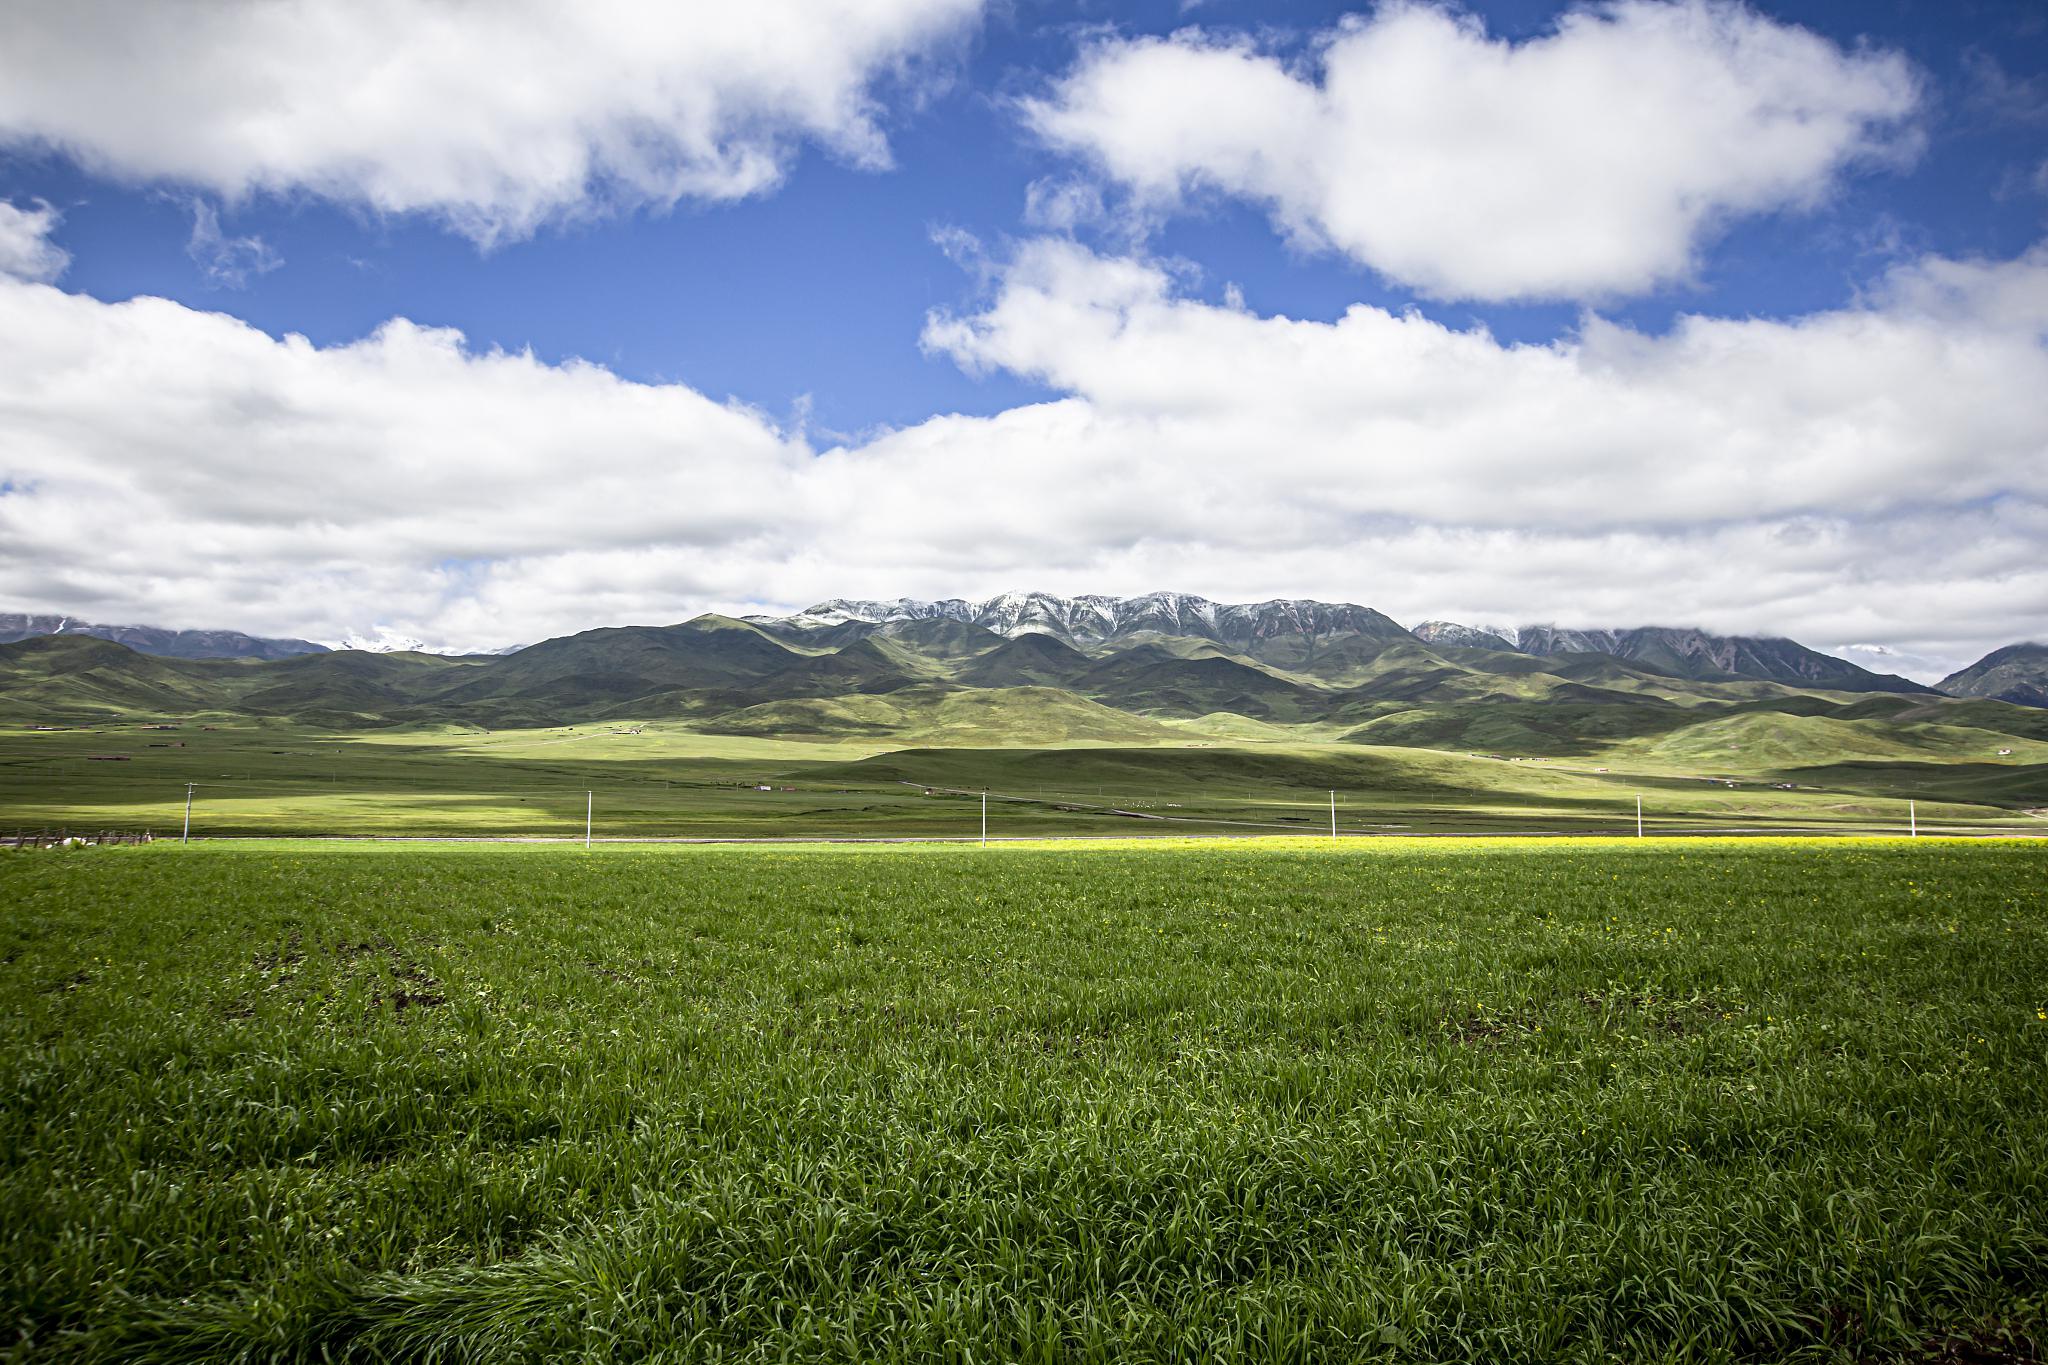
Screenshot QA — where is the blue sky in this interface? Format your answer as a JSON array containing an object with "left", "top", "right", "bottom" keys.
[
  {"left": 0, "top": 0, "right": 2045, "bottom": 672},
  {"left": 9, "top": 0, "right": 2045, "bottom": 434}
]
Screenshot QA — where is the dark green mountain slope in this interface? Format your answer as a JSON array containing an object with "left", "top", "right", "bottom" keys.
[
  {"left": 1939, "top": 643, "right": 2048, "bottom": 708},
  {"left": 955, "top": 633, "right": 1093, "bottom": 688},
  {"left": 0, "top": 636, "right": 236, "bottom": 714},
  {"left": 1609, "top": 627, "right": 1924, "bottom": 692},
  {"left": 752, "top": 615, "right": 1005, "bottom": 660},
  {"left": 235, "top": 651, "right": 480, "bottom": 722},
  {"left": 1076, "top": 647, "right": 1324, "bottom": 721},
  {"left": 435, "top": 617, "right": 803, "bottom": 706},
  {"left": 873, "top": 618, "right": 1006, "bottom": 659},
  {"left": 751, "top": 638, "right": 929, "bottom": 698},
  {"left": 0, "top": 612, "right": 326, "bottom": 660},
  {"left": 1484, "top": 626, "right": 1927, "bottom": 693}
]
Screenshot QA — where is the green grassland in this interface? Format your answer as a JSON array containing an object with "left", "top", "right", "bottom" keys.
[
  {"left": 1, "top": 712, "right": 2042, "bottom": 842},
  {"left": 3, "top": 840, "right": 2044, "bottom": 1361}
]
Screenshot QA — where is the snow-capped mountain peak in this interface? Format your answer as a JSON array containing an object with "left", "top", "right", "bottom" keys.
[
  {"left": 339, "top": 627, "right": 431, "bottom": 654},
  {"left": 743, "top": 594, "right": 1925, "bottom": 694},
  {"left": 748, "top": 591, "right": 1415, "bottom": 654},
  {"left": 1412, "top": 620, "right": 1522, "bottom": 650}
]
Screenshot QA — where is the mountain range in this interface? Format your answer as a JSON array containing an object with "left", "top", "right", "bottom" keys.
[
  {"left": 0, "top": 594, "right": 2042, "bottom": 739},
  {"left": 0, "top": 613, "right": 327, "bottom": 661},
  {"left": 765, "top": 593, "right": 1415, "bottom": 662},
  {"left": 5, "top": 594, "right": 2047, "bottom": 782},
  {"left": 769, "top": 593, "right": 1932, "bottom": 693}
]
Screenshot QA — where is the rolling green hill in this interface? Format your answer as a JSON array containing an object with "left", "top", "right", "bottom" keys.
[
  {"left": 0, "top": 636, "right": 255, "bottom": 715},
  {"left": 955, "top": 632, "right": 1093, "bottom": 688},
  {"left": 697, "top": 685, "right": 1179, "bottom": 745}
]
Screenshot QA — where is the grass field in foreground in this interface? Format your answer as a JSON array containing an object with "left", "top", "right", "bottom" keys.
[{"left": 3, "top": 841, "right": 2045, "bottom": 1362}]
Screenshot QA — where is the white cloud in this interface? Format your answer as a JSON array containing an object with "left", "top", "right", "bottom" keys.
[
  {"left": 0, "top": 0, "right": 984, "bottom": 244},
  {"left": 919, "top": 239, "right": 2048, "bottom": 532},
  {"left": 0, "top": 198, "right": 69, "bottom": 282},
  {"left": 1026, "top": 0, "right": 1921, "bottom": 301},
  {"left": 2, "top": 236, "right": 2046, "bottom": 678},
  {"left": 185, "top": 201, "right": 282, "bottom": 289}
]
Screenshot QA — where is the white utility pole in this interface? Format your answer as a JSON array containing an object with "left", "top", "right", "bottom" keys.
[
  {"left": 1636, "top": 795, "right": 1644, "bottom": 839},
  {"left": 1330, "top": 790, "right": 1337, "bottom": 840},
  {"left": 1909, "top": 800, "right": 1917, "bottom": 839},
  {"left": 586, "top": 791, "right": 593, "bottom": 850},
  {"left": 182, "top": 784, "right": 195, "bottom": 844},
  {"left": 981, "top": 790, "right": 988, "bottom": 847}
]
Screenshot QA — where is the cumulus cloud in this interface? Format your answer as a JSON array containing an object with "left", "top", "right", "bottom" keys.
[
  {"left": 0, "top": 283, "right": 808, "bottom": 648},
  {"left": 922, "top": 239, "right": 2048, "bottom": 533},
  {"left": 1026, "top": 0, "right": 1921, "bottom": 301},
  {"left": 0, "top": 198, "right": 69, "bottom": 282},
  {"left": 2, "top": 235, "right": 2046, "bottom": 677},
  {"left": 0, "top": 0, "right": 984, "bottom": 244}
]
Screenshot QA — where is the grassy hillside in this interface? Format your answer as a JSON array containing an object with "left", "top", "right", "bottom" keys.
[
  {"left": 1618, "top": 710, "right": 2048, "bottom": 769},
  {"left": 697, "top": 686, "right": 1180, "bottom": 745},
  {"left": 0, "top": 636, "right": 250, "bottom": 715}
]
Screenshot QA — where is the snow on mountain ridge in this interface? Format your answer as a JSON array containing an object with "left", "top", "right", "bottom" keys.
[
  {"left": 747, "top": 596, "right": 1928, "bottom": 691},
  {"left": 749, "top": 593, "right": 1417, "bottom": 660},
  {"left": 337, "top": 627, "right": 491, "bottom": 655},
  {"left": 1412, "top": 621, "right": 1521, "bottom": 650},
  {"left": 340, "top": 629, "right": 428, "bottom": 653}
]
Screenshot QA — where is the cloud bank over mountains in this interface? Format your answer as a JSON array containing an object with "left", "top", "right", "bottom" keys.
[{"left": 2, "top": 228, "right": 2043, "bottom": 676}]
